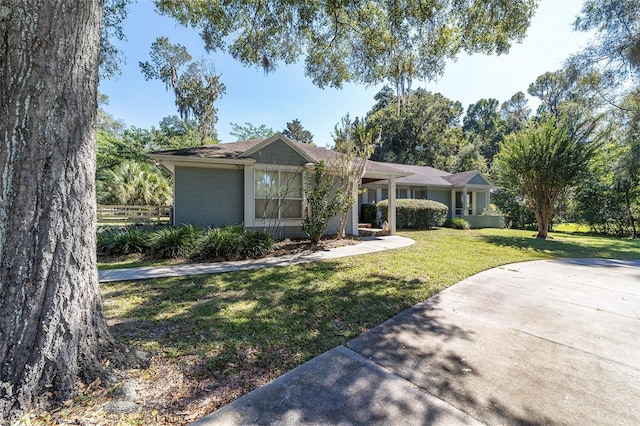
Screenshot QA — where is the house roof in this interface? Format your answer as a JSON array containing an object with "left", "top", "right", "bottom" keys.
[
  {"left": 150, "top": 134, "right": 411, "bottom": 178},
  {"left": 366, "top": 162, "right": 491, "bottom": 188},
  {"left": 149, "top": 133, "right": 491, "bottom": 188}
]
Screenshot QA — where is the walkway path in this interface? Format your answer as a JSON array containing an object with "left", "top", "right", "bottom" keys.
[{"left": 98, "top": 235, "right": 414, "bottom": 282}]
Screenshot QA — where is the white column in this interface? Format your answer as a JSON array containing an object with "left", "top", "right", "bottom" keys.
[
  {"left": 388, "top": 177, "right": 397, "bottom": 235},
  {"left": 451, "top": 190, "right": 456, "bottom": 217},
  {"left": 376, "top": 188, "right": 383, "bottom": 203},
  {"left": 462, "top": 187, "right": 468, "bottom": 217},
  {"left": 351, "top": 181, "right": 359, "bottom": 236},
  {"left": 472, "top": 191, "right": 477, "bottom": 216}
]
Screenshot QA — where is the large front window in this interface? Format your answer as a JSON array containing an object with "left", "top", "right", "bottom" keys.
[{"left": 255, "top": 170, "right": 303, "bottom": 220}]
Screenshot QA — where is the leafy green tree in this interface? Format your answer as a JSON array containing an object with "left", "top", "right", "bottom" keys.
[
  {"left": 500, "top": 91, "right": 531, "bottom": 134},
  {"left": 156, "top": 0, "right": 538, "bottom": 88},
  {"left": 140, "top": 37, "right": 225, "bottom": 144},
  {"left": 494, "top": 117, "right": 600, "bottom": 239},
  {"left": 367, "top": 88, "right": 466, "bottom": 170},
  {"left": 96, "top": 129, "right": 146, "bottom": 174},
  {"left": 230, "top": 122, "right": 276, "bottom": 140},
  {"left": 528, "top": 65, "right": 603, "bottom": 120},
  {"left": 283, "top": 119, "right": 314, "bottom": 144},
  {"left": 100, "top": 0, "right": 133, "bottom": 79},
  {"left": 302, "top": 161, "right": 342, "bottom": 243},
  {"left": 574, "top": 91, "right": 640, "bottom": 237},
  {"left": 462, "top": 98, "right": 505, "bottom": 168},
  {"left": 574, "top": 0, "right": 640, "bottom": 83}
]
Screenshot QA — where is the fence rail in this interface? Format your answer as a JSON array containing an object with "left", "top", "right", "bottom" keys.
[{"left": 97, "top": 205, "right": 171, "bottom": 224}]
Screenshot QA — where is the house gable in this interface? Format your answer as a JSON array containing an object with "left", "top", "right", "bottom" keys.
[
  {"left": 467, "top": 173, "right": 490, "bottom": 186},
  {"left": 241, "top": 135, "right": 312, "bottom": 167}
]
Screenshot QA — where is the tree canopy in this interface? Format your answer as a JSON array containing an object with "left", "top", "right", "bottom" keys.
[
  {"left": 283, "top": 119, "right": 314, "bottom": 144},
  {"left": 140, "top": 37, "right": 226, "bottom": 144},
  {"left": 574, "top": 0, "right": 640, "bottom": 83},
  {"left": 155, "top": 0, "right": 538, "bottom": 89},
  {"left": 494, "top": 116, "right": 600, "bottom": 238}
]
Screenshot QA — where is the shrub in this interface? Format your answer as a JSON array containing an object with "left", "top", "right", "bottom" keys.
[
  {"left": 445, "top": 218, "right": 471, "bottom": 230},
  {"left": 149, "top": 224, "right": 202, "bottom": 258},
  {"left": 376, "top": 199, "right": 448, "bottom": 229},
  {"left": 97, "top": 227, "right": 150, "bottom": 256},
  {"left": 194, "top": 225, "right": 244, "bottom": 261},
  {"left": 360, "top": 204, "right": 377, "bottom": 224},
  {"left": 241, "top": 230, "right": 275, "bottom": 259}
]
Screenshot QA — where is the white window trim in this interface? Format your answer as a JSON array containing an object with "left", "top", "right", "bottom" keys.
[{"left": 245, "top": 165, "right": 305, "bottom": 228}]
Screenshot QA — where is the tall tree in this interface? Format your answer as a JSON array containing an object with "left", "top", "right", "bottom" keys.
[
  {"left": 229, "top": 122, "right": 276, "bottom": 140},
  {"left": 462, "top": 98, "right": 505, "bottom": 168},
  {"left": 367, "top": 88, "right": 465, "bottom": 170},
  {"left": 0, "top": 1, "right": 115, "bottom": 419},
  {"left": 140, "top": 37, "right": 226, "bottom": 144},
  {"left": 574, "top": 0, "right": 640, "bottom": 83},
  {"left": 527, "top": 65, "right": 602, "bottom": 120},
  {"left": 283, "top": 119, "right": 314, "bottom": 144},
  {"left": 494, "top": 117, "right": 600, "bottom": 239},
  {"left": 156, "top": 0, "right": 538, "bottom": 89},
  {"left": 500, "top": 91, "right": 531, "bottom": 133}
]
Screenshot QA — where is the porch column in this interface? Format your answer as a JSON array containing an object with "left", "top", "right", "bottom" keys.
[
  {"left": 486, "top": 190, "right": 490, "bottom": 209},
  {"left": 451, "top": 190, "right": 456, "bottom": 218},
  {"left": 388, "top": 177, "right": 397, "bottom": 235},
  {"left": 462, "top": 187, "right": 468, "bottom": 216},
  {"left": 472, "top": 191, "right": 477, "bottom": 216},
  {"left": 351, "top": 181, "right": 359, "bottom": 236}
]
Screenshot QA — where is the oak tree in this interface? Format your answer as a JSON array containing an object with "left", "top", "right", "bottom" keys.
[{"left": 0, "top": 0, "right": 114, "bottom": 419}]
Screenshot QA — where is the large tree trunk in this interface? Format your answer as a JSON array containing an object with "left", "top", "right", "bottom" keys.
[{"left": 0, "top": 0, "right": 112, "bottom": 419}]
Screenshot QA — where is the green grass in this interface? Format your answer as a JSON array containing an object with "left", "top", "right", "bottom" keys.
[{"left": 102, "top": 228, "right": 639, "bottom": 400}]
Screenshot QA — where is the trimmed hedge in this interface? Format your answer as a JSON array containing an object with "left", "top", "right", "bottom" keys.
[{"left": 376, "top": 199, "right": 448, "bottom": 229}]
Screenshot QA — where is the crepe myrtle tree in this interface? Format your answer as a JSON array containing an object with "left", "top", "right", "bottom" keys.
[{"left": 494, "top": 116, "right": 601, "bottom": 239}]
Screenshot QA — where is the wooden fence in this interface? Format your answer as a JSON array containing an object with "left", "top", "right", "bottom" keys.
[{"left": 97, "top": 205, "right": 172, "bottom": 224}]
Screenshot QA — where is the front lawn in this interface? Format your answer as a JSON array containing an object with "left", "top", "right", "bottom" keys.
[{"left": 65, "top": 229, "right": 640, "bottom": 424}]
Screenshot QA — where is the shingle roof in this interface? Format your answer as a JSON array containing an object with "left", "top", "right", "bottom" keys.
[
  {"left": 150, "top": 139, "right": 266, "bottom": 159},
  {"left": 367, "top": 162, "right": 488, "bottom": 188},
  {"left": 150, "top": 134, "right": 489, "bottom": 187}
]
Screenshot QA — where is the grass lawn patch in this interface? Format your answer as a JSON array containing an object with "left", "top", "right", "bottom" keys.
[{"left": 58, "top": 229, "right": 640, "bottom": 424}]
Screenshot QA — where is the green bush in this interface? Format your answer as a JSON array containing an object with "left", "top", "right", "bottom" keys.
[
  {"left": 97, "top": 227, "right": 150, "bottom": 255},
  {"left": 194, "top": 225, "right": 244, "bottom": 261},
  {"left": 149, "top": 224, "right": 202, "bottom": 259},
  {"left": 376, "top": 199, "right": 448, "bottom": 229},
  {"left": 360, "top": 204, "right": 377, "bottom": 223},
  {"left": 445, "top": 218, "right": 471, "bottom": 230},
  {"left": 241, "top": 230, "right": 275, "bottom": 259}
]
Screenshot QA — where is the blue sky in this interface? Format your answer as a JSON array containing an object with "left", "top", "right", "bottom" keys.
[{"left": 99, "top": 0, "right": 592, "bottom": 148}]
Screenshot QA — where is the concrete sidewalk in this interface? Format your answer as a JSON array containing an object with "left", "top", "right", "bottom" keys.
[
  {"left": 98, "top": 235, "right": 414, "bottom": 282},
  {"left": 193, "top": 258, "right": 640, "bottom": 426}
]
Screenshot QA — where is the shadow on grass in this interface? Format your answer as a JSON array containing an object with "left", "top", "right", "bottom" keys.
[
  {"left": 105, "top": 260, "right": 557, "bottom": 423},
  {"left": 480, "top": 233, "right": 640, "bottom": 260}
]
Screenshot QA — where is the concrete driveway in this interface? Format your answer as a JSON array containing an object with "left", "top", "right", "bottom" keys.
[{"left": 194, "top": 258, "right": 640, "bottom": 425}]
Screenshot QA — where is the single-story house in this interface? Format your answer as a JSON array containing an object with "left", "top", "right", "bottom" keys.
[{"left": 148, "top": 133, "right": 503, "bottom": 238}]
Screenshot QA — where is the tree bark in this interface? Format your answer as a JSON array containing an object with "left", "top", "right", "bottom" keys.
[{"left": 0, "top": 0, "right": 112, "bottom": 419}]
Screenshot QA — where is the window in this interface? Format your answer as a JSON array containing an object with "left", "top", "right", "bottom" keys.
[{"left": 255, "top": 170, "right": 302, "bottom": 220}]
